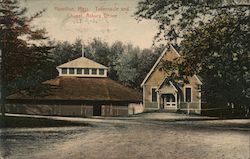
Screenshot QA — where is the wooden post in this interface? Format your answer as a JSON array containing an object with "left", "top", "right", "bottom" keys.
[{"left": 0, "top": 49, "right": 5, "bottom": 117}]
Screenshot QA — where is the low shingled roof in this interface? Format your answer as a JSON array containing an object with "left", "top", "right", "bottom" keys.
[
  {"left": 57, "top": 57, "right": 108, "bottom": 69},
  {"left": 7, "top": 77, "right": 141, "bottom": 103}
]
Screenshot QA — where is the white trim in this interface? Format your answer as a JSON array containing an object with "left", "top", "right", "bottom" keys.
[
  {"left": 169, "top": 81, "right": 178, "bottom": 92},
  {"left": 198, "top": 86, "right": 202, "bottom": 114},
  {"left": 141, "top": 48, "right": 168, "bottom": 87},
  {"left": 156, "top": 77, "right": 168, "bottom": 91},
  {"left": 170, "top": 44, "right": 181, "bottom": 57},
  {"left": 150, "top": 87, "right": 158, "bottom": 103},
  {"left": 161, "top": 93, "right": 178, "bottom": 109},
  {"left": 140, "top": 44, "right": 180, "bottom": 87},
  {"left": 156, "top": 77, "right": 178, "bottom": 92},
  {"left": 57, "top": 67, "right": 107, "bottom": 77},
  {"left": 194, "top": 75, "right": 203, "bottom": 84},
  {"left": 184, "top": 85, "right": 192, "bottom": 103},
  {"left": 142, "top": 85, "right": 145, "bottom": 108},
  {"left": 174, "top": 93, "right": 178, "bottom": 108},
  {"left": 157, "top": 92, "right": 161, "bottom": 109}
]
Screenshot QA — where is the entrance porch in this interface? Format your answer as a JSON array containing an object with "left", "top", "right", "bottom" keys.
[{"left": 159, "top": 93, "right": 178, "bottom": 111}]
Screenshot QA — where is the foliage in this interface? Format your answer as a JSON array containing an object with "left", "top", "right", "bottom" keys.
[
  {"left": 51, "top": 39, "right": 161, "bottom": 90},
  {"left": 114, "top": 45, "right": 140, "bottom": 87},
  {"left": 135, "top": 0, "right": 250, "bottom": 115},
  {"left": 135, "top": 0, "right": 250, "bottom": 44},
  {"left": 0, "top": 0, "right": 53, "bottom": 96},
  {"left": 179, "top": 12, "right": 250, "bottom": 107}
]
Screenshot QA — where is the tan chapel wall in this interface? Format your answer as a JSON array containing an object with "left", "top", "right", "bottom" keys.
[
  {"left": 143, "top": 47, "right": 201, "bottom": 112},
  {"left": 144, "top": 48, "right": 179, "bottom": 108}
]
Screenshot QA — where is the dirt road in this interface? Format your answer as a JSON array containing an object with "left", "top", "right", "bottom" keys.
[{"left": 1, "top": 113, "right": 249, "bottom": 159}]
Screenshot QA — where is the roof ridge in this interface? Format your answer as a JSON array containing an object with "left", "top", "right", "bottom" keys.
[
  {"left": 57, "top": 56, "right": 108, "bottom": 69},
  {"left": 140, "top": 44, "right": 180, "bottom": 87}
]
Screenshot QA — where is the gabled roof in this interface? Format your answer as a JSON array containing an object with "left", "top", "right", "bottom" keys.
[
  {"left": 57, "top": 57, "right": 108, "bottom": 69},
  {"left": 157, "top": 80, "right": 178, "bottom": 92},
  {"left": 140, "top": 44, "right": 180, "bottom": 87},
  {"left": 194, "top": 75, "right": 203, "bottom": 85}
]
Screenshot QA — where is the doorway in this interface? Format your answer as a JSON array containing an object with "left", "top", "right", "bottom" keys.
[
  {"left": 161, "top": 94, "right": 176, "bottom": 108},
  {"left": 93, "top": 105, "right": 102, "bottom": 116}
]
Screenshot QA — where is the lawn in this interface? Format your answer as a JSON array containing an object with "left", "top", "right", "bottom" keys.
[{"left": 0, "top": 116, "right": 89, "bottom": 128}]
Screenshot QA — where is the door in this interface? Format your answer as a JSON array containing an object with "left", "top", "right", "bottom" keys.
[
  {"left": 162, "top": 94, "right": 176, "bottom": 108},
  {"left": 93, "top": 105, "right": 102, "bottom": 116}
]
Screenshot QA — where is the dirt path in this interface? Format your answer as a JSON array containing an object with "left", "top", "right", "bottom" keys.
[{"left": 1, "top": 113, "right": 250, "bottom": 159}]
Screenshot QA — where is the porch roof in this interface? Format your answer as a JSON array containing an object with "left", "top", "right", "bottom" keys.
[{"left": 156, "top": 77, "right": 181, "bottom": 93}]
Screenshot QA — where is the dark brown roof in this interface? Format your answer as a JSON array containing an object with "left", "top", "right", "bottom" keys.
[{"left": 7, "top": 77, "right": 141, "bottom": 103}]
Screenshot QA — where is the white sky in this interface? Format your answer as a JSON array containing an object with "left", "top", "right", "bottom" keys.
[{"left": 21, "top": 0, "right": 159, "bottom": 49}]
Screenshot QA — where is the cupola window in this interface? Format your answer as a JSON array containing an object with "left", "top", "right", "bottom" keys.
[
  {"left": 62, "top": 68, "right": 67, "bottom": 74},
  {"left": 69, "top": 68, "right": 75, "bottom": 74},
  {"left": 92, "top": 68, "right": 97, "bottom": 75},
  {"left": 57, "top": 57, "right": 108, "bottom": 77},
  {"left": 84, "top": 68, "right": 89, "bottom": 74},
  {"left": 99, "top": 69, "right": 104, "bottom": 75},
  {"left": 77, "top": 68, "right": 82, "bottom": 74}
]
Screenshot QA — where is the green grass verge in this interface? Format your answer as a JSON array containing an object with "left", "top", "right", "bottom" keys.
[{"left": 0, "top": 116, "right": 89, "bottom": 128}]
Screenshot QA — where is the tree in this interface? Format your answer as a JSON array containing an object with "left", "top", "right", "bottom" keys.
[
  {"left": 135, "top": 0, "right": 250, "bottom": 116},
  {"left": 109, "top": 41, "right": 124, "bottom": 80},
  {"left": 179, "top": 12, "right": 250, "bottom": 115},
  {"left": 0, "top": 0, "right": 53, "bottom": 116},
  {"left": 136, "top": 46, "right": 164, "bottom": 88},
  {"left": 135, "top": 0, "right": 250, "bottom": 44},
  {"left": 114, "top": 47, "right": 140, "bottom": 88},
  {"left": 51, "top": 38, "right": 160, "bottom": 90}
]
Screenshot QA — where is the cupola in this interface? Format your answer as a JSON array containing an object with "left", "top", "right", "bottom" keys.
[{"left": 56, "top": 57, "right": 108, "bottom": 77}]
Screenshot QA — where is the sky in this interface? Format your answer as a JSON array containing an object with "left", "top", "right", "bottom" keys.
[{"left": 21, "top": 0, "right": 159, "bottom": 49}]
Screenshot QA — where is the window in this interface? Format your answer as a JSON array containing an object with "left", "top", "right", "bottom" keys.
[
  {"left": 197, "top": 85, "right": 202, "bottom": 90},
  {"left": 69, "top": 68, "right": 75, "bottom": 74},
  {"left": 62, "top": 68, "right": 67, "bottom": 74},
  {"left": 84, "top": 68, "right": 89, "bottom": 74},
  {"left": 151, "top": 88, "right": 157, "bottom": 102},
  {"left": 77, "top": 68, "right": 82, "bottom": 74},
  {"left": 99, "top": 69, "right": 104, "bottom": 75},
  {"left": 185, "top": 87, "right": 192, "bottom": 102},
  {"left": 92, "top": 68, "right": 97, "bottom": 75}
]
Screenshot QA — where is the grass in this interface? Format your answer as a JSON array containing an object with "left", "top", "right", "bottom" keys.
[{"left": 0, "top": 116, "right": 89, "bottom": 128}]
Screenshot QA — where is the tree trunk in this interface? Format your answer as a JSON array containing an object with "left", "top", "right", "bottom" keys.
[
  {"left": 1, "top": 102, "right": 5, "bottom": 117},
  {"left": 0, "top": 48, "right": 5, "bottom": 117},
  {"left": 1, "top": 77, "right": 5, "bottom": 117}
]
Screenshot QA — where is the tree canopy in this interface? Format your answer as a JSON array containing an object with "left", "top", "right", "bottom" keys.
[
  {"left": 0, "top": 0, "right": 53, "bottom": 115},
  {"left": 180, "top": 11, "right": 250, "bottom": 107},
  {"left": 135, "top": 0, "right": 250, "bottom": 115},
  {"left": 50, "top": 38, "right": 162, "bottom": 89},
  {"left": 135, "top": 0, "right": 250, "bottom": 44}
]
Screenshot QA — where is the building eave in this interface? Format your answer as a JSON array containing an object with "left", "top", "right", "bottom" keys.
[
  {"left": 194, "top": 75, "right": 203, "bottom": 85},
  {"left": 140, "top": 44, "right": 180, "bottom": 87},
  {"left": 156, "top": 77, "right": 178, "bottom": 92}
]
